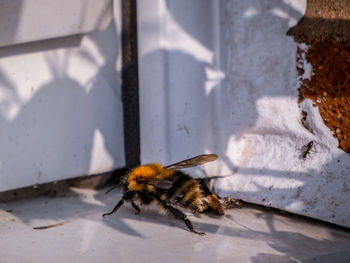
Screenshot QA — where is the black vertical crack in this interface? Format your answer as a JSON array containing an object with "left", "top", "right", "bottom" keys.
[{"left": 122, "top": 0, "right": 140, "bottom": 167}]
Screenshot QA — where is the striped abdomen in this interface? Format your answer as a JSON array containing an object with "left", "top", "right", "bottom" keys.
[{"left": 164, "top": 171, "right": 202, "bottom": 210}]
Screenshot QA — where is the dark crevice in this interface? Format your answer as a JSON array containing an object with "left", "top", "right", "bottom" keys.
[{"left": 121, "top": 0, "right": 140, "bottom": 167}]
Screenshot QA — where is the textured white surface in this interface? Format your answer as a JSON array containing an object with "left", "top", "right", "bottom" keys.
[
  {"left": 0, "top": 187, "right": 349, "bottom": 263},
  {"left": 0, "top": 8, "right": 124, "bottom": 191},
  {"left": 0, "top": 0, "right": 112, "bottom": 47},
  {"left": 138, "top": 0, "right": 350, "bottom": 227}
]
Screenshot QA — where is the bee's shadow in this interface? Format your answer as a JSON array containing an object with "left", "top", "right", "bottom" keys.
[{"left": 98, "top": 188, "right": 227, "bottom": 236}]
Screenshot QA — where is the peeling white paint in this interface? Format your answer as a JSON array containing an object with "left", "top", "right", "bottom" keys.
[{"left": 297, "top": 43, "right": 313, "bottom": 81}]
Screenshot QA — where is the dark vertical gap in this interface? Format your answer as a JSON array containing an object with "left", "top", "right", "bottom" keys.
[{"left": 122, "top": 0, "right": 140, "bottom": 167}]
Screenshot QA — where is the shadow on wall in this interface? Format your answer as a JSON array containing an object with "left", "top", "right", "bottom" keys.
[
  {"left": 139, "top": 0, "right": 307, "bottom": 164},
  {"left": 0, "top": 18, "right": 123, "bottom": 190},
  {"left": 141, "top": 0, "right": 304, "bottom": 167},
  {"left": 158, "top": 0, "right": 305, "bottom": 166}
]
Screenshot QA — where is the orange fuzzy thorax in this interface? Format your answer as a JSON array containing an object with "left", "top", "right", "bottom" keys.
[{"left": 128, "top": 163, "right": 175, "bottom": 191}]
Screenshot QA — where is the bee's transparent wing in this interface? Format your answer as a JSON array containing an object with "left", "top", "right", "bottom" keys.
[
  {"left": 138, "top": 178, "right": 173, "bottom": 189},
  {"left": 165, "top": 154, "right": 218, "bottom": 170}
]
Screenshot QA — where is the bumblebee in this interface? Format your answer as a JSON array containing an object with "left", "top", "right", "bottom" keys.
[{"left": 102, "top": 154, "right": 242, "bottom": 235}]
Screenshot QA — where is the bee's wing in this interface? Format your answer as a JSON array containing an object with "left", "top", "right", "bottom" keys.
[
  {"left": 139, "top": 178, "right": 173, "bottom": 189},
  {"left": 164, "top": 154, "right": 218, "bottom": 170}
]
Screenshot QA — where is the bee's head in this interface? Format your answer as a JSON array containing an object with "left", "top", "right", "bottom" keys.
[
  {"left": 110, "top": 168, "right": 130, "bottom": 186},
  {"left": 119, "top": 170, "right": 131, "bottom": 186}
]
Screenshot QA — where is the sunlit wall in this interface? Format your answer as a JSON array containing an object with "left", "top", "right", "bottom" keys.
[{"left": 0, "top": 2, "right": 125, "bottom": 191}]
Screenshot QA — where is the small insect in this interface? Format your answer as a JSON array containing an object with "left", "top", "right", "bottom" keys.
[
  {"left": 102, "top": 154, "right": 242, "bottom": 235},
  {"left": 300, "top": 140, "right": 314, "bottom": 160}
]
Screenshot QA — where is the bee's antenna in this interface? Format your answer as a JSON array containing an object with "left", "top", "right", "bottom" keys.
[{"left": 105, "top": 186, "right": 118, "bottom": 195}]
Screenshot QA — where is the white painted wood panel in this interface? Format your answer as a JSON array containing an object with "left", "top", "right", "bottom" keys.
[
  {"left": 0, "top": 0, "right": 112, "bottom": 47},
  {"left": 0, "top": 2, "right": 124, "bottom": 191}
]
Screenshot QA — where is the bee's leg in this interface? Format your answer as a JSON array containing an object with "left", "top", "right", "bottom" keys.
[
  {"left": 219, "top": 197, "right": 244, "bottom": 209},
  {"left": 131, "top": 201, "right": 141, "bottom": 214},
  {"left": 154, "top": 195, "right": 205, "bottom": 235},
  {"left": 169, "top": 205, "right": 206, "bottom": 236},
  {"left": 102, "top": 200, "right": 124, "bottom": 217},
  {"left": 102, "top": 191, "right": 136, "bottom": 217}
]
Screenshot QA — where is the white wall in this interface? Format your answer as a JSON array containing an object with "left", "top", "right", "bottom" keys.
[
  {"left": 0, "top": 4, "right": 125, "bottom": 191},
  {"left": 138, "top": 0, "right": 350, "bottom": 228},
  {"left": 0, "top": 0, "right": 112, "bottom": 47}
]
